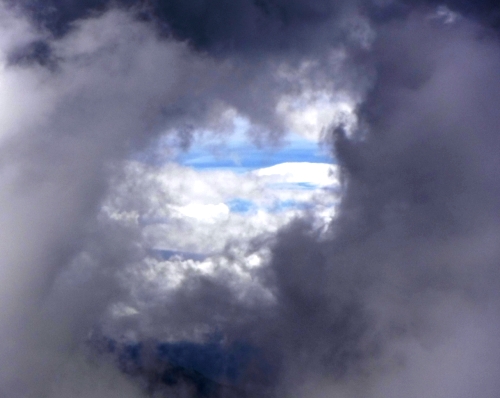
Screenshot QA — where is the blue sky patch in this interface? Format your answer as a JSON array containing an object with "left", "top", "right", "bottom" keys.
[
  {"left": 175, "top": 132, "right": 333, "bottom": 172},
  {"left": 151, "top": 249, "right": 208, "bottom": 261},
  {"left": 226, "top": 198, "right": 256, "bottom": 213}
]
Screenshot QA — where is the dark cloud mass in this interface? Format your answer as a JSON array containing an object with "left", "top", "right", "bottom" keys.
[
  {"left": 1, "top": 0, "right": 500, "bottom": 397},
  {"left": 9, "top": 0, "right": 500, "bottom": 54},
  {"left": 11, "top": 0, "right": 349, "bottom": 53}
]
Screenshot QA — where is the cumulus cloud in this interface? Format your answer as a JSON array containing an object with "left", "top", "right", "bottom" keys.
[
  {"left": 0, "top": 6, "right": 216, "bottom": 396},
  {"left": 104, "top": 160, "right": 338, "bottom": 255},
  {"left": 1, "top": 0, "right": 500, "bottom": 397},
  {"left": 0, "top": 1, "right": 355, "bottom": 396}
]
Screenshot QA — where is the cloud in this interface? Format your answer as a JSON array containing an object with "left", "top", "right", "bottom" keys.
[
  {"left": 0, "top": 2, "right": 353, "bottom": 394},
  {"left": 101, "top": 9, "right": 500, "bottom": 398},
  {"left": 13, "top": 0, "right": 364, "bottom": 52},
  {"left": 104, "top": 160, "right": 338, "bottom": 255},
  {"left": 306, "top": 11, "right": 500, "bottom": 396},
  {"left": 1, "top": 0, "right": 500, "bottom": 397},
  {"left": 0, "top": 5, "right": 243, "bottom": 396}
]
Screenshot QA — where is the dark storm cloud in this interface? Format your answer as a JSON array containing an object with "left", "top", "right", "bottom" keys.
[
  {"left": 2, "top": 0, "right": 500, "bottom": 397},
  {"left": 11, "top": 0, "right": 352, "bottom": 54},
  {"left": 8, "top": 0, "right": 500, "bottom": 58},
  {"left": 143, "top": 0, "right": 350, "bottom": 55}
]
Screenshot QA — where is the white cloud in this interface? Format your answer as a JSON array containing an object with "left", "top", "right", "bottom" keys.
[
  {"left": 277, "top": 91, "right": 357, "bottom": 140},
  {"left": 254, "top": 162, "right": 339, "bottom": 187},
  {"left": 104, "top": 160, "right": 339, "bottom": 255},
  {"left": 96, "top": 157, "right": 340, "bottom": 339},
  {"left": 170, "top": 202, "right": 230, "bottom": 222},
  {"left": 274, "top": 53, "right": 361, "bottom": 140}
]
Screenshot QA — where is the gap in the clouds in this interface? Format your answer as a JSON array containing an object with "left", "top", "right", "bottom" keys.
[
  {"left": 136, "top": 114, "right": 335, "bottom": 172},
  {"left": 227, "top": 198, "right": 256, "bottom": 213},
  {"left": 128, "top": 119, "right": 339, "bottom": 261},
  {"left": 268, "top": 199, "right": 314, "bottom": 212},
  {"left": 176, "top": 132, "right": 334, "bottom": 172},
  {"left": 226, "top": 197, "right": 318, "bottom": 214},
  {"left": 151, "top": 249, "right": 209, "bottom": 262}
]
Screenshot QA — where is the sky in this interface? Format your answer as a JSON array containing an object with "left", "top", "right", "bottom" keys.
[{"left": 1, "top": 0, "right": 500, "bottom": 397}]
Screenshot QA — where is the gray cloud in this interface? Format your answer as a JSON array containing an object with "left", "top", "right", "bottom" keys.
[
  {"left": 0, "top": 0, "right": 500, "bottom": 397},
  {"left": 266, "top": 12, "right": 500, "bottom": 396},
  {"left": 11, "top": 0, "right": 359, "bottom": 53},
  {"left": 0, "top": 2, "right": 361, "bottom": 396},
  {"left": 0, "top": 6, "right": 227, "bottom": 396},
  {"left": 108, "top": 10, "right": 500, "bottom": 398}
]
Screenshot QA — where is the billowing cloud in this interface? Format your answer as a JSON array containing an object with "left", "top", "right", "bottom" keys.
[
  {"left": 0, "top": 0, "right": 500, "bottom": 397},
  {"left": 0, "top": 2, "right": 355, "bottom": 396}
]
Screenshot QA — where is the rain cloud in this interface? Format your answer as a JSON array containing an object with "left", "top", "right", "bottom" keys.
[{"left": 0, "top": 0, "right": 499, "bottom": 397}]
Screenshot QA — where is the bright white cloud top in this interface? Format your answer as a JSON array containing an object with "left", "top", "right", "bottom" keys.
[
  {"left": 101, "top": 135, "right": 340, "bottom": 325},
  {"left": 254, "top": 162, "right": 338, "bottom": 187},
  {"left": 107, "top": 157, "right": 339, "bottom": 256}
]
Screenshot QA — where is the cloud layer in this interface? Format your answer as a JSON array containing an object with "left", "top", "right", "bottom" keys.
[{"left": 0, "top": 0, "right": 500, "bottom": 397}]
